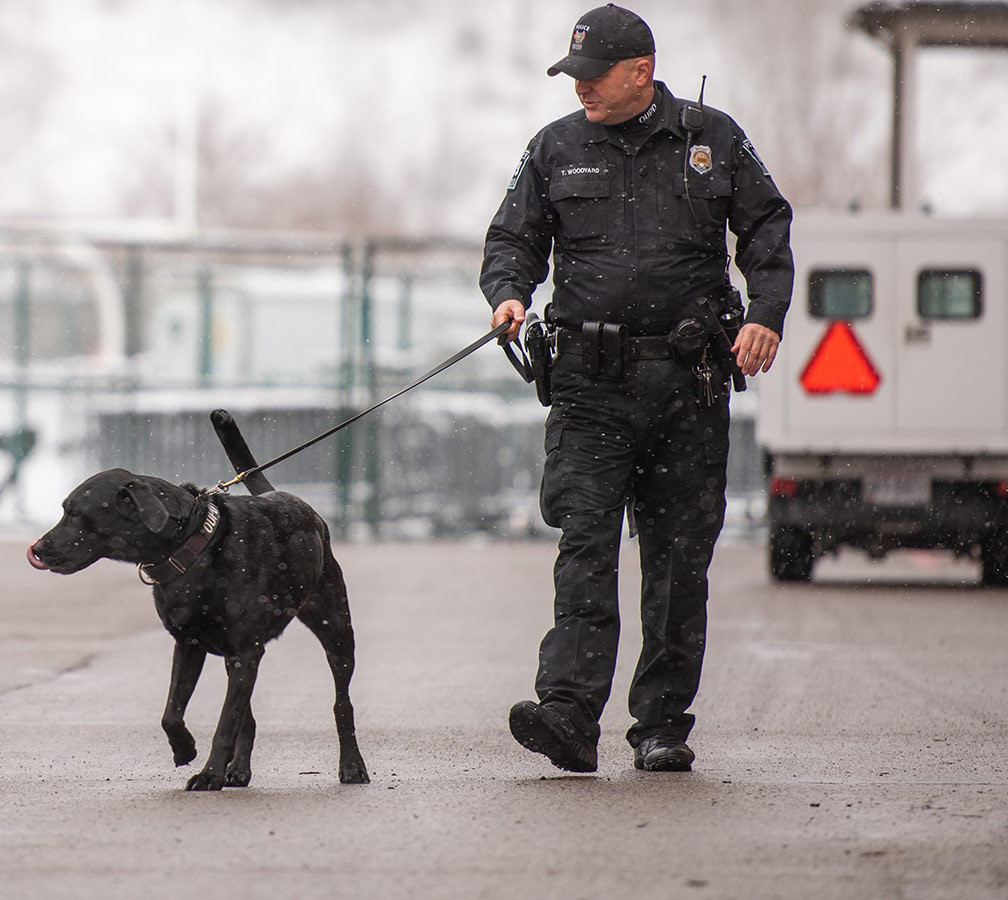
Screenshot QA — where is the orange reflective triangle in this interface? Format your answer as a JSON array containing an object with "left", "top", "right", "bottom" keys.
[{"left": 800, "top": 321, "right": 880, "bottom": 394}]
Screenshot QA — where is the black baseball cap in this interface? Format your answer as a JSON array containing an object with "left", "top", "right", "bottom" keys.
[{"left": 547, "top": 4, "right": 655, "bottom": 80}]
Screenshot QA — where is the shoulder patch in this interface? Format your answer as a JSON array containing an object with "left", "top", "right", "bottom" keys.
[
  {"left": 742, "top": 139, "right": 771, "bottom": 178},
  {"left": 507, "top": 150, "right": 531, "bottom": 191}
]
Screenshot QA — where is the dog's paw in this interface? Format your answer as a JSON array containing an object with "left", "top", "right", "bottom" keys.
[
  {"left": 224, "top": 767, "right": 251, "bottom": 788},
  {"left": 339, "top": 756, "right": 370, "bottom": 785},
  {"left": 171, "top": 737, "right": 198, "bottom": 767},
  {"left": 185, "top": 769, "right": 225, "bottom": 792},
  {"left": 164, "top": 723, "right": 197, "bottom": 766}
]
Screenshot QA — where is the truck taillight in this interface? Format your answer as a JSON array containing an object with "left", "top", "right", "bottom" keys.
[
  {"left": 770, "top": 477, "right": 799, "bottom": 497},
  {"left": 997, "top": 482, "right": 1008, "bottom": 498}
]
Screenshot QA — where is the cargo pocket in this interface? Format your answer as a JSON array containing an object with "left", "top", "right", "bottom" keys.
[
  {"left": 549, "top": 171, "right": 612, "bottom": 249},
  {"left": 690, "top": 395, "right": 730, "bottom": 538},
  {"left": 700, "top": 394, "right": 730, "bottom": 465},
  {"left": 539, "top": 420, "right": 565, "bottom": 528}
]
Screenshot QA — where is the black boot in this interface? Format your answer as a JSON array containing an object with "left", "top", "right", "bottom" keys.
[
  {"left": 508, "top": 701, "right": 598, "bottom": 773},
  {"left": 633, "top": 735, "right": 695, "bottom": 772}
]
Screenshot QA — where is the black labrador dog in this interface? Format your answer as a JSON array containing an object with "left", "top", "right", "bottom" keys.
[{"left": 27, "top": 410, "right": 368, "bottom": 791}]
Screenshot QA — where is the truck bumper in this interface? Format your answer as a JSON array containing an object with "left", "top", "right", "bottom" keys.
[{"left": 766, "top": 453, "right": 1008, "bottom": 556}]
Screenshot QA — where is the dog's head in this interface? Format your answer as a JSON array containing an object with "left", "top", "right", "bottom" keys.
[{"left": 28, "top": 468, "right": 198, "bottom": 574}]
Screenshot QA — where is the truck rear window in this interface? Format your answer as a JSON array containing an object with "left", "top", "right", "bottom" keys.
[
  {"left": 808, "top": 269, "right": 872, "bottom": 320},
  {"left": 918, "top": 270, "right": 982, "bottom": 319}
]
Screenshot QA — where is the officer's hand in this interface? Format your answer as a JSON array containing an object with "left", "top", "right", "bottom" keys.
[
  {"left": 732, "top": 323, "right": 780, "bottom": 376},
  {"left": 492, "top": 299, "right": 526, "bottom": 344}
]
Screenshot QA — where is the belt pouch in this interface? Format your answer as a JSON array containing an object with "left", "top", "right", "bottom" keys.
[
  {"left": 602, "top": 323, "right": 628, "bottom": 380},
  {"left": 671, "top": 318, "right": 708, "bottom": 367},
  {"left": 582, "top": 322, "right": 603, "bottom": 377}
]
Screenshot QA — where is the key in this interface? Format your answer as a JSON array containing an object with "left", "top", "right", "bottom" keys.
[{"left": 694, "top": 360, "right": 715, "bottom": 407}]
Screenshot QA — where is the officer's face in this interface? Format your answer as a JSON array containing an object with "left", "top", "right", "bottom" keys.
[{"left": 575, "top": 57, "right": 653, "bottom": 126}]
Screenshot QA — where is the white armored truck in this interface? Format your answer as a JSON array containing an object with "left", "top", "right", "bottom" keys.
[{"left": 757, "top": 211, "right": 1008, "bottom": 583}]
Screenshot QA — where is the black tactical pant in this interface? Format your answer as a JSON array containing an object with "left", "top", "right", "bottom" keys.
[{"left": 536, "top": 349, "right": 729, "bottom": 748}]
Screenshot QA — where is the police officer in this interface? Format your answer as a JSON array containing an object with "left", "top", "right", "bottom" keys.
[{"left": 481, "top": 4, "right": 793, "bottom": 773}]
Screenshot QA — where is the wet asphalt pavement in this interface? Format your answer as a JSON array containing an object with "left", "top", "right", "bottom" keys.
[{"left": 1, "top": 534, "right": 1006, "bottom": 899}]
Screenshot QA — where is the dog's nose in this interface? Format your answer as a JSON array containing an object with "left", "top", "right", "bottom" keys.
[{"left": 26, "top": 542, "right": 50, "bottom": 571}]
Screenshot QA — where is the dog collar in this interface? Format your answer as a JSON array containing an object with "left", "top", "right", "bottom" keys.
[{"left": 138, "top": 501, "right": 221, "bottom": 585}]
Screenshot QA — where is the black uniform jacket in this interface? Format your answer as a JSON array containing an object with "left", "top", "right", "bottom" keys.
[{"left": 480, "top": 81, "right": 794, "bottom": 337}]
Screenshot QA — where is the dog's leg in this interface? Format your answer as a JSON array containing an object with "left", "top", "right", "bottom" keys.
[
  {"left": 162, "top": 640, "right": 207, "bottom": 766},
  {"left": 186, "top": 650, "right": 263, "bottom": 792},
  {"left": 223, "top": 698, "right": 256, "bottom": 788},
  {"left": 298, "top": 570, "right": 369, "bottom": 785}
]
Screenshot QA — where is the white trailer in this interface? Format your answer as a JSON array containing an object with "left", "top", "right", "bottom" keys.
[{"left": 757, "top": 211, "right": 1008, "bottom": 582}]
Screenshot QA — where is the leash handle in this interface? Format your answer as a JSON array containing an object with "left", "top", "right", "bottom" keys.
[
  {"left": 501, "top": 341, "right": 534, "bottom": 383},
  {"left": 215, "top": 322, "right": 511, "bottom": 489}
]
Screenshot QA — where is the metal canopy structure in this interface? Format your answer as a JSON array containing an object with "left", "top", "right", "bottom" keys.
[{"left": 850, "top": 1, "right": 1008, "bottom": 208}]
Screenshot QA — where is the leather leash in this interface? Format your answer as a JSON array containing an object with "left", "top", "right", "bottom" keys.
[{"left": 212, "top": 322, "right": 512, "bottom": 492}]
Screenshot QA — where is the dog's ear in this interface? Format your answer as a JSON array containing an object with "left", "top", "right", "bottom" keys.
[{"left": 115, "top": 481, "right": 172, "bottom": 534}]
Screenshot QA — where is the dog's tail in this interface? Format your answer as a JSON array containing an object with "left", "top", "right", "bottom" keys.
[{"left": 210, "top": 409, "right": 275, "bottom": 495}]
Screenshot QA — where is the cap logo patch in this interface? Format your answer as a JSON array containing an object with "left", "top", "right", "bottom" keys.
[
  {"left": 688, "top": 145, "right": 713, "bottom": 175},
  {"left": 571, "top": 25, "right": 589, "bottom": 51}
]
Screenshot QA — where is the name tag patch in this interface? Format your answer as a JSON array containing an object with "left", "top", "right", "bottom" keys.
[{"left": 559, "top": 165, "right": 602, "bottom": 178}]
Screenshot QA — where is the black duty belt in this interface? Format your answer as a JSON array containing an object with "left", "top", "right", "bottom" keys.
[{"left": 556, "top": 327, "right": 673, "bottom": 361}]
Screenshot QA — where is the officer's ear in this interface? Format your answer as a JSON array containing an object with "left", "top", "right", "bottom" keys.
[{"left": 630, "top": 55, "right": 654, "bottom": 86}]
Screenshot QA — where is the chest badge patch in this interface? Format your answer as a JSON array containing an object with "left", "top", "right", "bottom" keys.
[{"left": 688, "top": 144, "right": 713, "bottom": 175}]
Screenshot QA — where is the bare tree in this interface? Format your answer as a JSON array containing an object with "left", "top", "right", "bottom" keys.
[{"left": 706, "top": 0, "right": 890, "bottom": 210}]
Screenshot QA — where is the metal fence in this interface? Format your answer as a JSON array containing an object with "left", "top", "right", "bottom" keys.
[{"left": 0, "top": 228, "right": 765, "bottom": 534}]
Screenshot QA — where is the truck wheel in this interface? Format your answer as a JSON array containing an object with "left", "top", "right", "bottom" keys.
[
  {"left": 980, "top": 534, "right": 1008, "bottom": 587},
  {"left": 770, "top": 527, "right": 814, "bottom": 582}
]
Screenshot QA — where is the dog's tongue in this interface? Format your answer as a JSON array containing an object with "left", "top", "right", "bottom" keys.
[{"left": 26, "top": 543, "right": 49, "bottom": 571}]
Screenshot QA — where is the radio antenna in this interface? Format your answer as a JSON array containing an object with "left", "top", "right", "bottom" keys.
[{"left": 682, "top": 74, "right": 709, "bottom": 226}]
